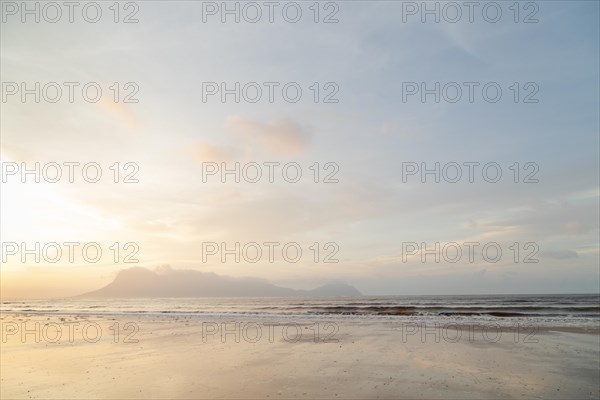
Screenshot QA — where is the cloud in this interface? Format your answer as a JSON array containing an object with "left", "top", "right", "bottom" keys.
[
  {"left": 193, "top": 138, "right": 235, "bottom": 162},
  {"left": 99, "top": 99, "right": 140, "bottom": 131},
  {"left": 154, "top": 264, "right": 174, "bottom": 275},
  {"left": 224, "top": 115, "right": 310, "bottom": 156},
  {"left": 540, "top": 250, "right": 579, "bottom": 260},
  {"left": 565, "top": 221, "right": 591, "bottom": 235}
]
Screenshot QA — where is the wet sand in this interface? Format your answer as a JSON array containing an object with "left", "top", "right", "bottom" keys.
[{"left": 1, "top": 313, "right": 599, "bottom": 399}]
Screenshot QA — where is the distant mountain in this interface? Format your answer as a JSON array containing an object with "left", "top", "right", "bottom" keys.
[{"left": 77, "top": 267, "right": 362, "bottom": 298}]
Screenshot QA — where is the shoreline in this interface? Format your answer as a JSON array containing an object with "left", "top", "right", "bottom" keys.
[{"left": 2, "top": 311, "right": 599, "bottom": 334}]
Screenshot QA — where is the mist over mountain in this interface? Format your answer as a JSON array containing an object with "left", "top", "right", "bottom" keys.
[{"left": 78, "top": 267, "right": 362, "bottom": 298}]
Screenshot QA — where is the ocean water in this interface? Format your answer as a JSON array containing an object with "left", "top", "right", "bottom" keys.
[{"left": 2, "top": 294, "right": 599, "bottom": 328}]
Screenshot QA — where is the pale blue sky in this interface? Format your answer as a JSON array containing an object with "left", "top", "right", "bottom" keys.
[{"left": 1, "top": 1, "right": 598, "bottom": 297}]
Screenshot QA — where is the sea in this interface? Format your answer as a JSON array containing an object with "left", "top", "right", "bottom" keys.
[{"left": 1, "top": 294, "right": 599, "bottom": 328}]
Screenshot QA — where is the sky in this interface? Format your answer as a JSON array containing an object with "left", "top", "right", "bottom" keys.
[{"left": 1, "top": 0, "right": 599, "bottom": 299}]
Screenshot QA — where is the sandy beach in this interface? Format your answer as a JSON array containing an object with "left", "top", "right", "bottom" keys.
[{"left": 1, "top": 313, "right": 598, "bottom": 399}]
